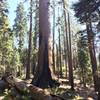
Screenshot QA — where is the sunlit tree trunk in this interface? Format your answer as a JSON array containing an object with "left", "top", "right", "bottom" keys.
[
  {"left": 34, "top": 0, "right": 39, "bottom": 49},
  {"left": 32, "top": 0, "right": 56, "bottom": 88},
  {"left": 26, "top": 0, "right": 32, "bottom": 79},
  {"left": 63, "top": 34, "right": 67, "bottom": 77},
  {"left": 62, "top": 0, "right": 74, "bottom": 90},
  {"left": 32, "top": 0, "right": 39, "bottom": 75},
  {"left": 67, "top": 13, "right": 74, "bottom": 90},
  {"left": 52, "top": 1, "right": 56, "bottom": 74}
]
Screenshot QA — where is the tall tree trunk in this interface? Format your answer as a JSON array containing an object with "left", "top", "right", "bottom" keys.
[
  {"left": 26, "top": 0, "right": 32, "bottom": 79},
  {"left": 63, "top": 34, "right": 67, "bottom": 78},
  {"left": 62, "top": 0, "right": 74, "bottom": 90},
  {"left": 32, "top": 0, "right": 39, "bottom": 75},
  {"left": 52, "top": 1, "right": 56, "bottom": 74},
  {"left": 32, "top": 0, "right": 57, "bottom": 88},
  {"left": 82, "top": 68, "right": 86, "bottom": 87},
  {"left": 58, "top": 28, "right": 62, "bottom": 77},
  {"left": 86, "top": 19, "right": 98, "bottom": 91},
  {"left": 67, "top": 13, "right": 74, "bottom": 90},
  {"left": 34, "top": 0, "right": 38, "bottom": 49},
  {"left": 56, "top": 44, "right": 60, "bottom": 79}
]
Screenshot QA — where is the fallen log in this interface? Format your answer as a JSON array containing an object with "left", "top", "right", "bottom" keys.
[
  {"left": 3, "top": 75, "right": 64, "bottom": 100},
  {"left": 28, "top": 85, "right": 53, "bottom": 100}
]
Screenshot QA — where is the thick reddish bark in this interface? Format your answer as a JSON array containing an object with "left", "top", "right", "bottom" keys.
[{"left": 32, "top": 0, "right": 59, "bottom": 88}]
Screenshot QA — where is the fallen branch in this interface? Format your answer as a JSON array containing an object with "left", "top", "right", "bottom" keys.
[{"left": 2, "top": 74, "right": 64, "bottom": 100}]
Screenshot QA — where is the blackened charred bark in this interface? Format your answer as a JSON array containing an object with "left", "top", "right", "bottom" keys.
[
  {"left": 32, "top": 38, "right": 52, "bottom": 88},
  {"left": 98, "top": 91, "right": 100, "bottom": 100},
  {"left": 32, "top": 37, "right": 59, "bottom": 88}
]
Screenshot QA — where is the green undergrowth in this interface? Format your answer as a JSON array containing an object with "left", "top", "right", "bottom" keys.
[
  {"left": 0, "top": 87, "right": 84, "bottom": 100},
  {"left": 48, "top": 87, "right": 83, "bottom": 100},
  {"left": 0, "top": 90, "right": 31, "bottom": 100}
]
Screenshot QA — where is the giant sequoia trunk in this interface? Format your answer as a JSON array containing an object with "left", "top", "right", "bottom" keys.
[{"left": 32, "top": 0, "right": 57, "bottom": 88}]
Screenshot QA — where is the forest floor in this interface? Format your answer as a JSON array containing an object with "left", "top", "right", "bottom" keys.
[
  {"left": 52, "top": 78, "right": 98, "bottom": 100},
  {"left": 0, "top": 78, "right": 98, "bottom": 100}
]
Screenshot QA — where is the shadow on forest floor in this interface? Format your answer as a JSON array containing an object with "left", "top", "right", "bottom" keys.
[{"left": 48, "top": 78, "right": 98, "bottom": 100}]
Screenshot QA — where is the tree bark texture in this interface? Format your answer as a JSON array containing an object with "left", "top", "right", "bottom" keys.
[{"left": 32, "top": 0, "right": 58, "bottom": 88}]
